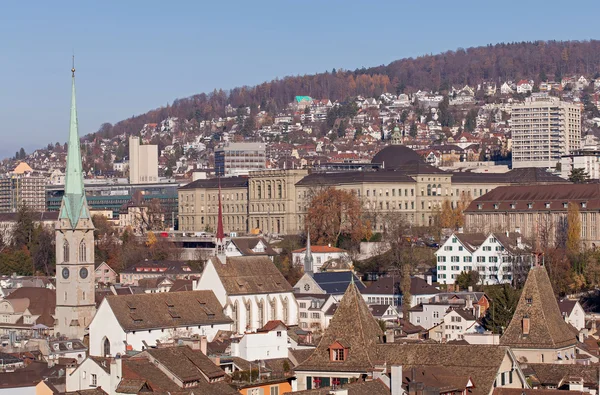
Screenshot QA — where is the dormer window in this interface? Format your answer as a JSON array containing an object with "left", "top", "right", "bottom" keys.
[
  {"left": 522, "top": 315, "right": 530, "bottom": 335},
  {"left": 527, "top": 203, "right": 533, "bottom": 209},
  {"left": 581, "top": 202, "right": 587, "bottom": 208},
  {"left": 329, "top": 341, "right": 348, "bottom": 362},
  {"left": 545, "top": 202, "right": 551, "bottom": 209},
  {"left": 477, "top": 204, "right": 482, "bottom": 210},
  {"left": 493, "top": 204, "right": 499, "bottom": 210},
  {"left": 563, "top": 202, "right": 568, "bottom": 208}
]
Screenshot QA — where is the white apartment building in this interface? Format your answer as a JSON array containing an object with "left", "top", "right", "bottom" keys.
[
  {"left": 129, "top": 136, "right": 159, "bottom": 184},
  {"left": 435, "top": 232, "right": 529, "bottom": 286},
  {"left": 511, "top": 93, "right": 581, "bottom": 168}
]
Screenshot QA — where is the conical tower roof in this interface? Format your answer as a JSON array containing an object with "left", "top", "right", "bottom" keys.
[
  {"left": 500, "top": 265, "right": 576, "bottom": 349},
  {"left": 297, "top": 281, "right": 383, "bottom": 372},
  {"left": 59, "top": 62, "right": 91, "bottom": 228}
]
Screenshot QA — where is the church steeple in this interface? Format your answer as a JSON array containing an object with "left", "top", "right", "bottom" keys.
[{"left": 60, "top": 59, "right": 90, "bottom": 228}]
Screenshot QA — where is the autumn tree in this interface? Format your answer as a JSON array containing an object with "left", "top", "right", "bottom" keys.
[
  {"left": 306, "top": 188, "right": 368, "bottom": 247},
  {"left": 439, "top": 200, "right": 455, "bottom": 229},
  {"left": 566, "top": 202, "right": 581, "bottom": 256}
]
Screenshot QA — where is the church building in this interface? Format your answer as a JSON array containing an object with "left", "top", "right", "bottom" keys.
[{"left": 54, "top": 64, "right": 96, "bottom": 339}]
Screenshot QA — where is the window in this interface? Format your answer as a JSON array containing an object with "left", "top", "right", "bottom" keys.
[
  {"left": 91, "top": 374, "right": 97, "bottom": 387},
  {"left": 79, "top": 241, "right": 87, "bottom": 262},
  {"left": 300, "top": 312, "right": 308, "bottom": 318},
  {"left": 63, "top": 240, "right": 69, "bottom": 263},
  {"left": 331, "top": 348, "right": 345, "bottom": 361},
  {"left": 451, "top": 256, "right": 459, "bottom": 263},
  {"left": 270, "top": 386, "right": 280, "bottom": 395}
]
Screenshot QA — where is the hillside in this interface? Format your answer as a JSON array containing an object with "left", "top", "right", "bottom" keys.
[{"left": 89, "top": 40, "right": 600, "bottom": 141}]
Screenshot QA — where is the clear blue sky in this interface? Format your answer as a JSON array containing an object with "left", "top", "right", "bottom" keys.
[{"left": 0, "top": 0, "right": 598, "bottom": 160}]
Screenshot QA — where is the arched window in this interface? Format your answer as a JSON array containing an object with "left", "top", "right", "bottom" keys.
[
  {"left": 103, "top": 337, "right": 110, "bottom": 357},
  {"left": 258, "top": 300, "right": 264, "bottom": 328},
  {"left": 232, "top": 301, "right": 238, "bottom": 333},
  {"left": 257, "top": 185, "right": 262, "bottom": 199},
  {"left": 278, "top": 184, "right": 282, "bottom": 199},
  {"left": 270, "top": 299, "right": 277, "bottom": 321},
  {"left": 79, "top": 241, "right": 87, "bottom": 262},
  {"left": 437, "top": 184, "right": 442, "bottom": 196},
  {"left": 283, "top": 298, "right": 289, "bottom": 323},
  {"left": 427, "top": 184, "right": 432, "bottom": 196},
  {"left": 63, "top": 240, "right": 70, "bottom": 263},
  {"left": 245, "top": 301, "right": 252, "bottom": 330}
]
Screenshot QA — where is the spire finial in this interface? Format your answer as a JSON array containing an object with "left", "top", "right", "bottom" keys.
[{"left": 71, "top": 55, "right": 75, "bottom": 77}]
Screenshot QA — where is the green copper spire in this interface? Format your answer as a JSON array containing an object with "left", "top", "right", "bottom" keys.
[{"left": 60, "top": 60, "right": 90, "bottom": 228}]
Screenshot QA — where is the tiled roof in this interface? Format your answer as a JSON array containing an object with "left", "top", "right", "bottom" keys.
[
  {"left": 285, "top": 379, "right": 390, "bottom": 395},
  {"left": 494, "top": 389, "right": 583, "bottom": 395},
  {"left": 527, "top": 363, "right": 599, "bottom": 387},
  {"left": 230, "top": 237, "right": 278, "bottom": 256},
  {"left": 500, "top": 266, "right": 577, "bottom": 349},
  {"left": 292, "top": 245, "right": 346, "bottom": 254},
  {"left": 105, "top": 290, "right": 231, "bottom": 331},
  {"left": 120, "top": 260, "right": 201, "bottom": 275},
  {"left": 377, "top": 343, "right": 514, "bottom": 395},
  {"left": 212, "top": 256, "right": 292, "bottom": 295},
  {"left": 297, "top": 282, "right": 383, "bottom": 372},
  {"left": 466, "top": 184, "right": 600, "bottom": 213},
  {"left": 5, "top": 287, "right": 56, "bottom": 327},
  {"left": 144, "top": 346, "right": 226, "bottom": 381}
]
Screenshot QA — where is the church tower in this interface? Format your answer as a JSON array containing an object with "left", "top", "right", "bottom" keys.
[{"left": 55, "top": 62, "right": 96, "bottom": 339}]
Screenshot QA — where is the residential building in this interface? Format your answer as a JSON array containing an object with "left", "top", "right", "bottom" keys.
[
  {"left": 500, "top": 265, "right": 577, "bottom": 363},
  {"left": 296, "top": 293, "right": 336, "bottom": 332},
  {"left": 409, "top": 291, "right": 490, "bottom": 330},
  {"left": 435, "top": 231, "right": 531, "bottom": 286},
  {"left": 129, "top": 135, "right": 159, "bottom": 184},
  {"left": 559, "top": 148, "right": 600, "bottom": 180},
  {"left": 178, "top": 176, "right": 248, "bottom": 234},
  {"left": 224, "top": 237, "right": 278, "bottom": 260},
  {"left": 215, "top": 142, "right": 266, "bottom": 176},
  {"left": 195, "top": 256, "right": 298, "bottom": 334},
  {"left": 465, "top": 184, "right": 600, "bottom": 247},
  {"left": 558, "top": 299, "right": 586, "bottom": 331},
  {"left": 88, "top": 290, "right": 232, "bottom": 356},
  {"left": 511, "top": 94, "right": 581, "bottom": 168},
  {"left": 0, "top": 287, "right": 55, "bottom": 336},
  {"left": 119, "top": 260, "right": 201, "bottom": 286},
  {"left": 230, "top": 320, "right": 289, "bottom": 361},
  {"left": 361, "top": 276, "right": 440, "bottom": 307},
  {"left": 435, "top": 308, "right": 482, "bottom": 342},
  {"left": 67, "top": 346, "right": 238, "bottom": 394},
  {"left": 54, "top": 68, "right": 96, "bottom": 340},
  {"left": 291, "top": 245, "right": 350, "bottom": 273},
  {"left": 94, "top": 262, "right": 117, "bottom": 285}
]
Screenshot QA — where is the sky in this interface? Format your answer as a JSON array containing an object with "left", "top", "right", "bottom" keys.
[{"left": 0, "top": 0, "right": 598, "bottom": 160}]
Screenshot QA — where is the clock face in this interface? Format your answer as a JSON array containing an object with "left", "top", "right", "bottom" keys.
[
  {"left": 62, "top": 267, "right": 70, "bottom": 279},
  {"left": 304, "top": 284, "right": 310, "bottom": 291},
  {"left": 80, "top": 267, "right": 89, "bottom": 279}
]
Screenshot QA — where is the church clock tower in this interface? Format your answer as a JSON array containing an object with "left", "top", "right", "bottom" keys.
[{"left": 55, "top": 62, "right": 96, "bottom": 339}]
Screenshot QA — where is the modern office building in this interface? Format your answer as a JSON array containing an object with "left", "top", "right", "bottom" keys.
[
  {"left": 215, "top": 142, "right": 266, "bottom": 176},
  {"left": 511, "top": 93, "right": 581, "bottom": 168},
  {"left": 129, "top": 136, "right": 159, "bottom": 184}
]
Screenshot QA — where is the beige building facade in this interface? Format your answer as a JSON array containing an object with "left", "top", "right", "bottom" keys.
[
  {"left": 178, "top": 177, "right": 248, "bottom": 234},
  {"left": 129, "top": 136, "right": 159, "bottom": 184}
]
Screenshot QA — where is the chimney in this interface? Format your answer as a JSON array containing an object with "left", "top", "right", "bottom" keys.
[
  {"left": 465, "top": 295, "right": 473, "bottom": 310},
  {"left": 391, "top": 365, "right": 403, "bottom": 395},
  {"left": 468, "top": 286, "right": 473, "bottom": 293},
  {"left": 201, "top": 335, "right": 208, "bottom": 355},
  {"left": 109, "top": 356, "right": 123, "bottom": 394},
  {"left": 426, "top": 275, "right": 432, "bottom": 286},
  {"left": 385, "top": 329, "right": 395, "bottom": 344}
]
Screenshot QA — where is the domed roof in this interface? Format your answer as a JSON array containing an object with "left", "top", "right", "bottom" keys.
[
  {"left": 393, "top": 126, "right": 400, "bottom": 132},
  {"left": 371, "top": 145, "right": 424, "bottom": 169}
]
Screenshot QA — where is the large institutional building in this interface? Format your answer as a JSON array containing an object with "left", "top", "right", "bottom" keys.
[
  {"left": 465, "top": 184, "right": 600, "bottom": 248},
  {"left": 511, "top": 93, "right": 581, "bottom": 169},
  {"left": 179, "top": 144, "right": 569, "bottom": 235},
  {"left": 215, "top": 142, "right": 266, "bottom": 177}
]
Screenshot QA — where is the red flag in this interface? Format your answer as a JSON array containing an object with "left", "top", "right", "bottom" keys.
[{"left": 216, "top": 176, "right": 225, "bottom": 243}]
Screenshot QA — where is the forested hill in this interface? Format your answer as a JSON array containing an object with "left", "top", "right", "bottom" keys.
[{"left": 94, "top": 40, "right": 600, "bottom": 140}]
